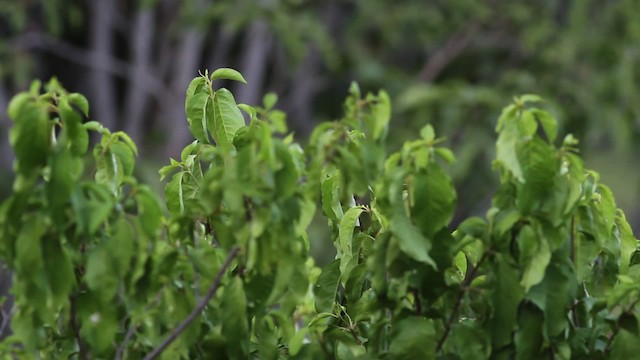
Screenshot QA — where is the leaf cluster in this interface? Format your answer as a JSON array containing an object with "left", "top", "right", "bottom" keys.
[{"left": 1, "top": 69, "right": 639, "bottom": 359}]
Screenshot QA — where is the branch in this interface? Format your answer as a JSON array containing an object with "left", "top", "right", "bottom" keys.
[
  {"left": 115, "top": 322, "right": 137, "bottom": 360},
  {"left": 142, "top": 246, "right": 240, "bottom": 360},
  {"left": 436, "top": 250, "right": 489, "bottom": 353},
  {"left": 9, "top": 32, "right": 172, "bottom": 104},
  {"left": 69, "top": 293, "right": 88, "bottom": 360},
  {"left": 0, "top": 305, "right": 15, "bottom": 338},
  {"left": 417, "top": 24, "right": 477, "bottom": 83}
]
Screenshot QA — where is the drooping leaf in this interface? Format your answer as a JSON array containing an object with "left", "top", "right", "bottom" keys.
[
  {"left": 338, "top": 206, "right": 365, "bottom": 277},
  {"left": 411, "top": 164, "right": 457, "bottom": 238},
  {"left": 59, "top": 98, "right": 89, "bottom": 155},
  {"left": 222, "top": 276, "right": 250, "bottom": 359},
  {"left": 211, "top": 88, "right": 244, "bottom": 151},
  {"left": 390, "top": 211, "right": 437, "bottom": 269},
  {"left": 10, "top": 102, "right": 50, "bottom": 176},
  {"left": 314, "top": 259, "right": 341, "bottom": 313},
  {"left": 517, "top": 224, "right": 551, "bottom": 292}
]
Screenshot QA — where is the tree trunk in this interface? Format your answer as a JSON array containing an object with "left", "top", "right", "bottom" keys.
[
  {"left": 123, "top": 5, "right": 156, "bottom": 149},
  {"left": 235, "top": 20, "right": 273, "bottom": 106},
  {"left": 89, "top": 0, "right": 117, "bottom": 130}
]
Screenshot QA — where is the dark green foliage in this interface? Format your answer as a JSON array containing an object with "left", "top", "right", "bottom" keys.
[{"left": 0, "top": 69, "right": 638, "bottom": 359}]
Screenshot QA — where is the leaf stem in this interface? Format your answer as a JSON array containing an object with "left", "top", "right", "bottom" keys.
[
  {"left": 143, "top": 246, "right": 240, "bottom": 360},
  {"left": 436, "top": 250, "right": 489, "bottom": 353}
]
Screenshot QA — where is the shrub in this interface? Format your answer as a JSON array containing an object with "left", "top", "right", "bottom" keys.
[{"left": 1, "top": 69, "right": 638, "bottom": 359}]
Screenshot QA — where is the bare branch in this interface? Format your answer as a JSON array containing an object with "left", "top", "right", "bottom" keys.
[
  {"left": 10, "top": 32, "right": 172, "bottom": 107},
  {"left": 69, "top": 293, "right": 89, "bottom": 360},
  {"left": 0, "top": 305, "right": 15, "bottom": 338},
  {"left": 142, "top": 246, "right": 240, "bottom": 360},
  {"left": 436, "top": 250, "right": 490, "bottom": 353},
  {"left": 418, "top": 26, "right": 476, "bottom": 83},
  {"left": 123, "top": 6, "right": 157, "bottom": 145},
  {"left": 115, "top": 322, "right": 137, "bottom": 360},
  {"left": 88, "top": 0, "right": 118, "bottom": 129},
  {"left": 235, "top": 20, "right": 273, "bottom": 106}
]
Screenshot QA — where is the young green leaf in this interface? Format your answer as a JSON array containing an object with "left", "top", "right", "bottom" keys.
[{"left": 210, "top": 68, "right": 247, "bottom": 83}]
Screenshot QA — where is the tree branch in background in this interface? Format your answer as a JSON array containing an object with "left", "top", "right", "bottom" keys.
[
  {"left": 142, "top": 246, "right": 240, "bottom": 360},
  {"left": 418, "top": 25, "right": 477, "bottom": 83},
  {"left": 124, "top": 5, "right": 157, "bottom": 146},
  {"left": 88, "top": 0, "right": 118, "bottom": 129},
  {"left": 162, "top": 0, "right": 207, "bottom": 158},
  {"left": 0, "top": 83, "right": 12, "bottom": 171},
  {"left": 236, "top": 20, "right": 273, "bottom": 106},
  {"left": 10, "top": 32, "right": 171, "bottom": 108}
]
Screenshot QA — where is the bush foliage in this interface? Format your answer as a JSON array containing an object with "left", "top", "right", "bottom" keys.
[{"left": 1, "top": 69, "right": 639, "bottom": 359}]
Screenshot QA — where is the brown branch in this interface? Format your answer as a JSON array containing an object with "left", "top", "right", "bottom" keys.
[
  {"left": 436, "top": 250, "right": 490, "bottom": 353},
  {"left": 9, "top": 32, "right": 172, "bottom": 104},
  {"left": 69, "top": 293, "right": 88, "bottom": 360},
  {"left": 417, "top": 24, "right": 478, "bottom": 83},
  {"left": 142, "top": 246, "right": 240, "bottom": 360}
]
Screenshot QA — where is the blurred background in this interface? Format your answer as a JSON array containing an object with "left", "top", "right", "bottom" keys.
[{"left": 1, "top": 0, "right": 639, "bottom": 239}]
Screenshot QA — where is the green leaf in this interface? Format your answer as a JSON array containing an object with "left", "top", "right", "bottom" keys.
[
  {"left": 371, "top": 90, "right": 390, "bottom": 140},
  {"left": 185, "top": 92, "right": 211, "bottom": 143},
  {"left": 532, "top": 108, "right": 558, "bottom": 142},
  {"left": 67, "top": 92, "right": 90, "bottom": 117},
  {"left": 85, "top": 245, "right": 118, "bottom": 300},
  {"left": 211, "top": 68, "right": 247, "bottom": 83},
  {"left": 109, "top": 141, "right": 135, "bottom": 176},
  {"left": 114, "top": 131, "right": 139, "bottom": 156},
  {"left": 186, "top": 76, "right": 206, "bottom": 98},
  {"left": 7, "top": 93, "right": 31, "bottom": 121},
  {"left": 487, "top": 254, "right": 524, "bottom": 348},
  {"left": 222, "top": 277, "right": 249, "bottom": 359},
  {"left": 59, "top": 98, "right": 89, "bottom": 155},
  {"left": 212, "top": 88, "right": 244, "bottom": 151},
  {"left": 610, "top": 329, "right": 640, "bottom": 358},
  {"left": 443, "top": 320, "right": 491, "bottom": 359},
  {"left": 321, "top": 171, "right": 344, "bottom": 222},
  {"left": 263, "top": 92, "right": 278, "bottom": 110},
  {"left": 314, "top": 259, "right": 341, "bottom": 313},
  {"left": 288, "top": 327, "right": 309, "bottom": 356},
  {"left": 388, "top": 317, "right": 435, "bottom": 360},
  {"left": 338, "top": 206, "right": 364, "bottom": 259},
  {"left": 390, "top": 211, "right": 437, "bottom": 269},
  {"left": 165, "top": 171, "right": 185, "bottom": 216},
  {"left": 42, "top": 236, "right": 75, "bottom": 306},
  {"left": 15, "top": 214, "right": 46, "bottom": 276},
  {"left": 519, "top": 94, "right": 544, "bottom": 104},
  {"left": 420, "top": 124, "right": 435, "bottom": 142},
  {"left": 514, "top": 304, "right": 544, "bottom": 360},
  {"left": 411, "top": 164, "right": 457, "bottom": 237},
  {"left": 518, "top": 224, "right": 551, "bottom": 292},
  {"left": 136, "top": 185, "right": 163, "bottom": 238},
  {"left": 108, "top": 219, "right": 135, "bottom": 277},
  {"left": 47, "top": 149, "right": 82, "bottom": 224},
  {"left": 10, "top": 102, "right": 50, "bottom": 176}
]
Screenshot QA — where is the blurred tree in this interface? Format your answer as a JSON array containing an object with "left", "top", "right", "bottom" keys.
[{"left": 0, "top": 0, "right": 639, "bottom": 228}]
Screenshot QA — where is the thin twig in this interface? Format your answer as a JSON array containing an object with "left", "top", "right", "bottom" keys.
[
  {"left": 569, "top": 216, "right": 576, "bottom": 264},
  {"left": 0, "top": 305, "right": 15, "bottom": 338},
  {"left": 412, "top": 288, "right": 422, "bottom": 315},
  {"left": 143, "top": 246, "right": 240, "bottom": 360},
  {"left": 115, "top": 322, "right": 138, "bottom": 360},
  {"left": 418, "top": 24, "right": 477, "bottom": 82},
  {"left": 10, "top": 32, "right": 172, "bottom": 103},
  {"left": 436, "top": 251, "right": 490, "bottom": 353}
]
